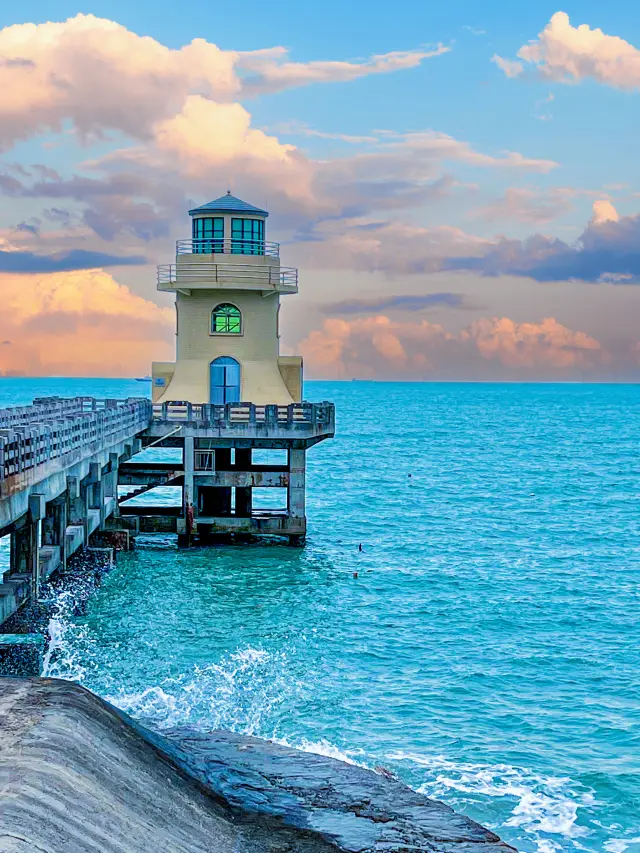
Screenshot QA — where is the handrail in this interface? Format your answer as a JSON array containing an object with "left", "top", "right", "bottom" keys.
[
  {"left": 152, "top": 401, "right": 335, "bottom": 430},
  {"left": 177, "top": 238, "right": 280, "bottom": 258},
  {"left": 0, "top": 397, "right": 152, "bottom": 483},
  {"left": 157, "top": 263, "right": 298, "bottom": 288}
]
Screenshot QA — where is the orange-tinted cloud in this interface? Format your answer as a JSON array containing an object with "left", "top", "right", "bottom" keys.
[
  {"left": 0, "top": 269, "right": 174, "bottom": 376},
  {"left": 0, "top": 14, "right": 445, "bottom": 150},
  {"left": 298, "top": 314, "right": 611, "bottom": 380}
]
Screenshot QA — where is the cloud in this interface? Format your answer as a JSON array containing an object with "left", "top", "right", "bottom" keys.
[
  {"left": 274, "top": 121, "right": 379, "bottom": 145},
  {"left": 443, "top": 207, "right": 640, "bottom": 282},
  {"left": 0, "top": 168, "right": 184, "bottom": 242},
  {"left": 0, "top": 13, "right": 556, "bottom": 247},
  {"left": 298, "top": 315, "right": 610, "bottom": 379},
  {"left": 497, "top": 12, "right": 640, "bottom": 90},
  {"left": 294, "top": 219, "right": 491, "bottom": 274},
  {"left": 591, "top": 199, "right": 619, "bottom": 224},
  {"left": 322, "top": 293, "right": 467, "bottom": 314},
  {"left": 0, "top": 269, "right": 173, "bottom": 376},
  {"left": 153, "top": 96, "right": 298, "bottom": 171},
  {"left": 237, "top": 45, "right": 451, "bottom": 97},
  {"left": 471, "top": 187, "right": 575, "bottom": 224},
  {"left": 0, "top": 247, "right": 146, "bottom": 272},
  {"left": 491, "top": 54, "right": 524, "bottom": 78},
  {"left": 11, "top": 114, "right": 555, "bottom": 245},
  {"left": 295, "top": 201, "right": 640, "bottom": 284},
  {"left": 0, "top": 14, "right": 446, "bottom": 150}
]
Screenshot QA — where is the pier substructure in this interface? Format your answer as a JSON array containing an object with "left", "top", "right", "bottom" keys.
[
  {"left": 0, "top": 397, "right": 151, "bottom": 627},
  {"left": 129, "top": 401, "right": 335, "bottom": 545}
]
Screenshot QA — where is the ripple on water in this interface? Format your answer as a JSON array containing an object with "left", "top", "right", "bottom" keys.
[{"left": 18, "top": 380, "right": 640, "bottom": 853}]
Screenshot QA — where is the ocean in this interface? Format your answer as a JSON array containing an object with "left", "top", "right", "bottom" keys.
[{"left": 1, "top": 378, "right": 639, "bottom": 853}]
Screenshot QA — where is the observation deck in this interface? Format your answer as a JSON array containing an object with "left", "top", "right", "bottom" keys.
[
  {"left": 147, "top": 401, "right": 335, "bottom": 448},
  {"left": 157, "top": 238, "right": 298, "bottom": 294}
]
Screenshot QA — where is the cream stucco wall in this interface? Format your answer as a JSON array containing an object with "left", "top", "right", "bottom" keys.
[{"left": 156, "top": 288, "right": 296, "bottom": 405}]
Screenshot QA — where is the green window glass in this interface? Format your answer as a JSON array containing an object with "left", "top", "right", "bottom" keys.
[
  {"left": 211, "top": 303, "right": 242, "bottom": 334},
  {"left": 193, "top": 217, "right": 224, "bottom": 253},
  {"left": 231, "top": 218, "right": 264, "bottom": 255}
]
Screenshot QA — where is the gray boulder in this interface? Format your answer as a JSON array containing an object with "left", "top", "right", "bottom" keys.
[{"left": 0, "top": 678, "right": 517, "bottom": 852}]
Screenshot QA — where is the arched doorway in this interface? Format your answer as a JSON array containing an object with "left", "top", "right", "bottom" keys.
[{"left": 210, "top": 356, "right": 241, "bottom": 404}]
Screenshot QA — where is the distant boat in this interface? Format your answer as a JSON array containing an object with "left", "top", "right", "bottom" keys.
[{"left": 135, "top": 375, "right": 152, "bottom": 382}]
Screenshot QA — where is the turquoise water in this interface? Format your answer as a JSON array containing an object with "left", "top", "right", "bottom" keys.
[{"left": 2, "top": 378, "right": 640, "bottom": 853}]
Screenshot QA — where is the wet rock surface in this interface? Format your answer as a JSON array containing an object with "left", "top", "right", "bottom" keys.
[{"left": 0, "top": 678, "right": 517, "bottom": 852}]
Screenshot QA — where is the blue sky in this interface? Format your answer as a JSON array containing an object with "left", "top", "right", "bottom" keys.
[{"left": 1, "top": 2, "right": 640, "bottom": 379}]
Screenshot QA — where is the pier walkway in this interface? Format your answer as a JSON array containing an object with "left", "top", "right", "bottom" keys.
[{"left": 0, "top": 397, "right": 151, "bottom": 624}]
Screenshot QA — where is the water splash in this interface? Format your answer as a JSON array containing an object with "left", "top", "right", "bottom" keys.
[
  {"left": 389, "top": 751, "right": 594, "bottom": 853},
  {"left": 104, "top": 646, "right": 296, "bottom": 734}
]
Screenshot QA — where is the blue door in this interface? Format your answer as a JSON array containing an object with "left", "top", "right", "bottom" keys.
[{"left": 210, "top": 357, "right": 241, "bottom": 404}]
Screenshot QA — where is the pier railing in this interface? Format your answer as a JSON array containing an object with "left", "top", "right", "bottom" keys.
[
  {"left": 0, "top": 398, "right": 152, "bottom": 482},
  {"left": 153, "top": 401, "right": 334, "bottom": 430}
]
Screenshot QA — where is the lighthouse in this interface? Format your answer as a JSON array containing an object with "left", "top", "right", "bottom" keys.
[{"left": 148, "top": 192, "right": 335, "bottom": 544}]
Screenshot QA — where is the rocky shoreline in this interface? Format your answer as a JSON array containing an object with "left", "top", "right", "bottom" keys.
[{"left": 0, "top": 678, "right": 517, "bottom": 852}]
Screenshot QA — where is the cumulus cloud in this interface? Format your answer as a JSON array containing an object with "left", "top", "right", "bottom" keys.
[
  {"left": 298, "top": 315, "right": 610, "bottom": 379},
  {"left": 591, "top": 199, "right": 619, "bottom": 224},
  {"left": 496, "top": 12, "right": 640, "bottom": 90},
  {"left": 0, "top": 14, "right": 447, "bottom": 150},
  {"left": 0, "top": 269, "right": 173, "bottom": 376},
  {"left": 152, "top": 96, "right": 302, "bottom": 181}
]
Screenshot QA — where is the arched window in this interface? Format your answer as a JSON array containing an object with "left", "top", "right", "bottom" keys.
[
  {"left": 211, "top": 303, "right": 241, "bottom": 335},
  {"left": 210, "top": 356, "right": 240, "bottom": 404}
]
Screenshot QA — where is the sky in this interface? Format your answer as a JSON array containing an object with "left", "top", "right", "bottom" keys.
[{"left": 1, "top": 2, "right": 640, "bottom": 380}]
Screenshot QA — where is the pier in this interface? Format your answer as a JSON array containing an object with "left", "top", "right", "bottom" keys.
[
  {"left": 0, "top": 396, "right": 151, "bottom": 625},
  {"left": 0, "top": 394, "right": 335, "bottom": 626},
  {"left": 140, "top": 400, "right": 335, "bottom": 544}
]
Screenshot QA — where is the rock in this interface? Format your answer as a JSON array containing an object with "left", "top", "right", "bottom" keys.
[
  {"left": 157, "top": 728, "right": 517, "bottom": 853},
  {"left": 0, "top": 678, "right": 518, "bottom": 853}
]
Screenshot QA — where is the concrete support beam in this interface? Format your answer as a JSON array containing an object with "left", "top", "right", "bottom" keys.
[
  {"left": 108, "top": 453, "right": 120, "bottom": 519},
  {"left": 87, "top": 462, "right": 108, "bottom": 529},
  {"left": 287, "top": 449, "right": 306, "bottom": 522},
  {"left": 68, "top": 476, "right": 87, "bottom": 547},
  {"left": 183, "top": 437, "right": 194, "bottom": 510},
  {"left": 42, "top": 496, "right": 68, "bottom": 571},
  {"left": 28, "top": 495, "right": 45, "bottom": 599},
  {"left": 178, "top": 437, "right": 194, "bottom": 540},
  {"left": 235, "top": 449, "right": 252, "bottom": 519}
]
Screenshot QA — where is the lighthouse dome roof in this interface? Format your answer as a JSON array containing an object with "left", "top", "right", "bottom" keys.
[{"left": 188, "top": 192, "right": 269, "bottom": 217}]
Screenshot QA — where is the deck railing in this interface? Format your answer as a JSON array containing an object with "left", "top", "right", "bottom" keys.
[
  {"left": 157, "top": 262, "right": 298, "bottom": 289},
  {"left": 176, "top": 238, "right": 280, "bottom": 258},
  {"left": 153, "top": 401, "right": 334, "bottom": 430},
  {"left": 0, "top": 397, "right": 152, "bottom": 483}
]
